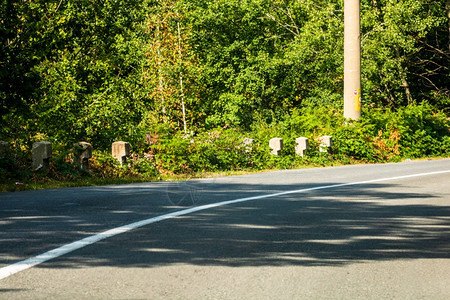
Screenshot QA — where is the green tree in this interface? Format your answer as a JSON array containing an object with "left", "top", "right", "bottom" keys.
[
  {"left": 1, "top": 0, "right": 448, "bottom": 150},
  {"left": 142, "top": 0, "right": 199, "bottom": 133},
  {"left": 1, "top": 0, "right": 150, "bottom": 148},
  {"left": 185, "top": 0, "right": 345, "bottom": 128},
  {"left": 361, "top": 0, "right": 449, "bottom": 108},
  {"left": 0, "top": 0, "right": 68, "bottom": 141}
]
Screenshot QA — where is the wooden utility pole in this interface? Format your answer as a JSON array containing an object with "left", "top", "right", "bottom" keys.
[{"left": 344, "top": 0, "right": 361, "bottom": 120}]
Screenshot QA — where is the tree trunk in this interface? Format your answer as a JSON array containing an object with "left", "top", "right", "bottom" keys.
[
  {"left": 447, "top": 0, "right": 450, "bottom": 51},
  {"left": 177, "top": 21, "right": 187, "bottom": 134},
  {"left": 156, "top": 25, "right": 166, "bottom": 116},
  {"left": 401, "top": 75, "right": 413, "bottom": 105},
  {"left": 394, "top": 46, "right": 414, "bottom": 105}
]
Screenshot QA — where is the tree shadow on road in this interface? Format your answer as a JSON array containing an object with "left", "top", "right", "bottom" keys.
[{"left": 35, "top": 181, "right": 450, "bottom": 268}]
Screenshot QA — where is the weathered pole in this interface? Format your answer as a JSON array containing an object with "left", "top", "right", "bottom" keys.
[{"left": 344, "top": 0, "right": 361, "bottom": 120}]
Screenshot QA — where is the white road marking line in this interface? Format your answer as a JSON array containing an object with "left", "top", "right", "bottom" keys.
[{"left": 0, "top": 170, "right": 449, "bottom": 280}]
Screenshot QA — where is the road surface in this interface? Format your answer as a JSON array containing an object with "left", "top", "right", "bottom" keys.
[{"left": 1, "top": 159, "right": 449, "bottom": 299}]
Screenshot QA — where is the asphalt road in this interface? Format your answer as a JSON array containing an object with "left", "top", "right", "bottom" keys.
[{"left": 1, "top": 159, "right": 449, "bottom": 299}]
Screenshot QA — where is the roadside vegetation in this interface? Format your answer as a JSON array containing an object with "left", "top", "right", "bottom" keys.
[{"left": 1, "top": 0, "right": 449, "bottom": 192}]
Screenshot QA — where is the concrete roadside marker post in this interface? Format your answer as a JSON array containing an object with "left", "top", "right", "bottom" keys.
[
  {"left": 241, "top": 138, "right": 254, "bottom": 153},
  {"left": 112, "top": 141, "right": 131, "bottom": 165},
  {"left": 74, "top": 142, "right": 92, "bottom": 171},
  {"left": 319, "top": 136, "right": 333, "bottom": 153},
  {"left": 295, "top": 137, "right": 310, "bottom": 157},
  {"left": 269, "top": 138, "right": 283, "bottom": 155},
  {"left": 32, "top": 141, "right": 52, "bottom": 172}
]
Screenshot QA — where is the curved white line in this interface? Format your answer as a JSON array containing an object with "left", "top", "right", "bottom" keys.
[{"left": 1, "top": 170, "right": 449, "bottom": 280}]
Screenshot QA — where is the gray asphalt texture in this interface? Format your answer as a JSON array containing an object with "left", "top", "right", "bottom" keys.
[{"left": 1, "top": 159, "right": 449, "bottom": 299}]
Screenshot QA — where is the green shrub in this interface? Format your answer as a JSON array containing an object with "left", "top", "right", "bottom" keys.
[
  {"left": 152, "top": 128, "right": 267, "bottom": 173},
  {"left": 2, "top": 103, "right": 447, "bottom": 187},
  {"left": 333, "top": 104, "right": 449, "bottom": 162},
  {"left": 394, "top": 104, "right": 449, "bottom": 158}
]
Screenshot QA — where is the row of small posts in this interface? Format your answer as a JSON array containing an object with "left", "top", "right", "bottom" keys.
[
  {"left": 0, "top": 136, "right": 332, "bottom": 172},
  {"left": 0, "top": 141, "right": 131, "bottom": 173},
  {"left": 269, "top": 136, "right": 333, "bottom": 156},
  {"left": 30, "top": 141, "right": 95, "bottom": 172}
]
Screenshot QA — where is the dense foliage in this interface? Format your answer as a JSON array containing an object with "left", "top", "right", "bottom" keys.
[{"left": 1, "top": 0, "right": 449, "bottom": 186}]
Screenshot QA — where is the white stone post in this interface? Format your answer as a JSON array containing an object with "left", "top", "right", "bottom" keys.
[
  {"left": 319, "top": 136, "right": 333, "bottom": 153},
  {"left": 32, "top": 141, "right": 52, "bottom": 172},
  {"left": 74, "top": 142, "right": 92, "bottom": 171},
  {"left": 269, "top": 138, "right": 283, "bottom": 155},
  {"left": 295, "top": 137, "right": 310, "bottom": 157},
  {"left": 241, "top": 138, "right": 254, "bottom": 153},
  {"left": 112, "top": 141, "right": 131, "bottom": 165}
]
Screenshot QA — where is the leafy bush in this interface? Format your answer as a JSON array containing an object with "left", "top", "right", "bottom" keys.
[
  {"left": 151, "top": 128, "right": 267, "bottom": 174},
  {"left": 0, "top": 155, "right": 18, "bottom": 182},
  {"left": 90, "top": 151, "right": 160, "bottom": 179},
  {"left": 334, "top": 104, "right": 449, "bottom": 162},
  {"left": 394, "top": 104, "right": 449, "bottom": 158},
  {"left": 1, "top": 103, "right": 447, "bottom": 188}
]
